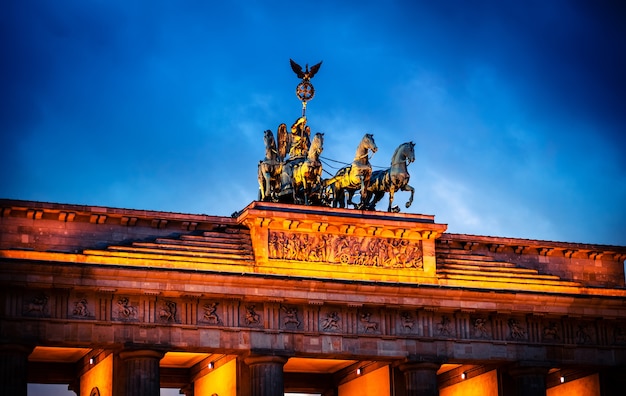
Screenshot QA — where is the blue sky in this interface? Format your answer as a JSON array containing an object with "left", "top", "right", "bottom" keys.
[{"left": 2, "top": 0, "right": 626, "bottom": 247}]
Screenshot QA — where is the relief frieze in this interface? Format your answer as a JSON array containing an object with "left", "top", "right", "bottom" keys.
[
  {"left": 115, "top": 297, "right": 138, "bottom": 321},
  {"left": 359, "top": 311, "right": 379, "bottom": 333},
  {"left": 10, "top": 288, "right": 624, "bottom": 351},
  {"left": 399, "top": 311, "right": 415, "bottom": 332},
  {"left": 281, "top": 305, "right": 301, "bottom": 329},
  {"left": 507, "top": 318, "right": 527, "bottom": 340},
  {"left": 72, "top": 298, "right": 91, "bottom": 318},
  {"left": 437, "top": 315, "right": 453, "bottom": 337},
  {"left": 472, "top": 316, "right": 492, "bottom": 339},
  {"left": 243, "top": 304, "right": 261, "bottom": 327},
  {"left": 542, "top": 321, "right": 561, "bottom": 341},
  {"left": 268, "top": 231, "right": 423, "bottom": 268},
  {"left": 158, "top": 300, "right": 177, "bottom": 323},
  {"left": 23, "top": 293, "right": 49, "bottom": 317},
  {"left": 321, "top": 311, "right": 341, "bottom": 332},
  {"left": 201, "top": 302, "right": 221, "bottom": 325}
]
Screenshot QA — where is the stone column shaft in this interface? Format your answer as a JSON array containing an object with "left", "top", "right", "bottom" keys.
[
  {"left": 245, "top": 355, "right": 289, "bottom": 396},
  {"left": 0, "top": 344, "right": 33, "bottom": 396},
  {"left": 399, "top": 361, "right": 441, "bottom": 396},
  {"left": 508, "top": 366, "right": 549, "bottom": 396},
  {"left": 119, "top": 349, "right": 164, "bottom": 396}
]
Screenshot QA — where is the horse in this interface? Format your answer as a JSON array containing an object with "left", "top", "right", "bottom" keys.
[
  {"left": 257, "top": 129, "right": 283, "bottom": 201},
  {"left": 292, "top": 132, "right": 324, "bottom": 205},
  {"left": 325, "top": 133, "right": 377, "bottom": 209},
  {"left": 364, "top": 141, "right": 415, "bottom": 212}
]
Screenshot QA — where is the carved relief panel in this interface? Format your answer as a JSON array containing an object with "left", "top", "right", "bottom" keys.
[
  {"left": 358, "top": 310, "right": 380, "bottom": 334},
  {"left": 280, "top": 305, "right": 301, "bottom": 330},
  {"left": 70, "top": 293, "right": 95, "bottom": 320},
  {"left": 242, "top": 303, "right": 263, "bottom": 328},
  {"left": 23, "top": 292, "right": 50, "bottom": 318},
  {"left": 268, "top": 231, "right": 423, "bottom": 269},
  {"left": 113, "top": 296, "right": 139, "bottom": 321},
  {"left": 320, "top": 308, "right": 342, "bottom": 333},
  {"left": 157, "top": 299, "right": 178, "bottom": 323},
  {"left": 199, "top": 301, "right": 222, "bottom": 325}
]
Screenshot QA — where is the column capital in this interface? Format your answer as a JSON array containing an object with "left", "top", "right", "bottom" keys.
[
  {"left": 508, "top": 363, "right": 551, "bottom": 378},
  {"left": 119, "top": 349, "right": 165, "bottom": 361},
  {"left": 399, "top": 361, "right": 442, "bottom": 373},
  {"left": 398, "top": 354, "right": 445, "bottom": 373},
  {"left": 244, "top": 355, "right": 289, "bottom": 366},
  {"left": 0, "top": 343, "right": 34, "bottom": 355}
]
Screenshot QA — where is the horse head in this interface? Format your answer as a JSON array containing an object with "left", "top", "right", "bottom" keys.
[
  {"left": 263, "top": 129, "right": 274, "bottom": 147},
  {"left": 309, "top": 132, "right": 324, "bottom": 159},
  {"left": 364, "top": 133, "right": 378, "bottom": 154},
  {"left": 402, "top": 141, "right": 415, "bottom": 164}
]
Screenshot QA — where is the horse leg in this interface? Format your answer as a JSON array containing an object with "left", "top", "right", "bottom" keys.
[
  {"left": 368, "top": 191, "right": 384, "bottom": 211},
  {"left": 336, "top": 187, "right": 345, "bottom": 208},
  {"left": 258, "top": 164, "right": 266, "bottom": 200},
  {"left": 302, "top": 177, "right": 309, "bottom": 205},
  {"left": 358, "top": 175, "right": 367, "bottom": 209},
  {"left": 388, "top": 185, "right": 396, "bottom": 212},
  {"left": 264, "top": 172, "right": 272, "bottom": 201},
  {"left": 404, "top": 184, "right": 415, "bottom": 208}
]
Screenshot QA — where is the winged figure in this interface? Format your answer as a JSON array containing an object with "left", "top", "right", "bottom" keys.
[{"left": 290, "top": 59, "right": 323, "bottom": 81}]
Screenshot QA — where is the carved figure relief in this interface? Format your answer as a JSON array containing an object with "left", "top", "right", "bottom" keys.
[
  {"left": 321, "top": 311, "right": 341, "bottom": 331},
  {"left": 575, "top": 323, "right": 592, "bottom": 344},
  {"left": 614, "top": 326, "right": 626, "bottom": 344},
  {"left": 202, "top": 302, "right": 221, "bottom": 324},
  {"left": 159, "top": 301, "right": 177, "bottom": 323},
  {"left": 281, "top": 305, "right": 301, "bottom": 328},
  {"left": 117, "top": 297, "right": 137, "bottom": 320},
  {"left": 472, "top": 317, "right": 491, "bottom": 339},
  {"left": 244, "top": 305, "right": 260, "bottom": 326},
  {"left": 400, "top": 311, "right": 415, "bottom": 332},
  {"left": 72, "top": 298, "right": 90, "bottom": 317},
  {"left": 437, "top": 315, "right": 452, "bottom": 336},
  {"left": 24, "top": 293, "right": 49, "bottom": 317},
  {"left": 269, "top": 231, "right": 423, "bottom": 268},
  {"left": 359, "top": 312, "right": 379, "bottom": 333},
  {"left": 508, "top": 318, "right": 527, "bottom": 340},
  {"left": 543, "top": 322, "right": 560, "bottom": 341}
]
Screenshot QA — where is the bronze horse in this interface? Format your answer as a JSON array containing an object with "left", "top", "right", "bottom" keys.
[
  {"left": 325, "top": 133, "right": 377, "bottom": 209},
  {"left": 257, "top": 129, "right": 283, "bottom": 201},
  {"left": 292, "top": 132, "right": 324, "bottom": 205},
  {"left": 365, "top": 141, "right": 415, "bottom": 212}
]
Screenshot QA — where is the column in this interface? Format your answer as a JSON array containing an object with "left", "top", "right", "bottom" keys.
[
  {"left": 244, "top": 355, "right": 289, "bottom": 396},
  {"left": 399, "top": 361, "right": 441, "bottom": 396},
  {"left": 118, "top": 349, "right": 165, "bottom": 396},
  {"left": 599, "top": 365, "right": 626, "bottom": 396},
  {"left": 0, "top": 344, "right": 33, "bottom": 396},
  {"left": 508, "top": 366, "right": 549, "bottom": 396}
]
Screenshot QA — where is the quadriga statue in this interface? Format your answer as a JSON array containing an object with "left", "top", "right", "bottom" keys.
[
  {"left": 258, "top": 117, "right": 325, "bottom": 205},
  {"left": 258, "top": 122, "right": 415, "bottom": 212}
]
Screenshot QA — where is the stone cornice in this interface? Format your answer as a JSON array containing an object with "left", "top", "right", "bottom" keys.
[
  {"left": 439, "top": 233, "right": 626, "bottom": 260},
  {"left": 236, "top": 201, "right": 447, "bottom": 240},
  {"left": 0, "top": 198, "right": 233, "bottom": 231}
]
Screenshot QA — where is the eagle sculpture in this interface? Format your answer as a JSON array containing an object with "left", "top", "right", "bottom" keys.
[{"left": 290, "top": 59, "right": 323, "bottom": 81}]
